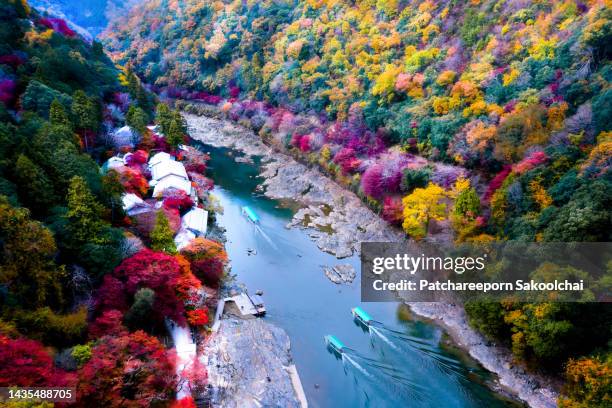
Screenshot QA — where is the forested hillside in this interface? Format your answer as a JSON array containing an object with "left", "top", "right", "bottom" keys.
[
  {"left": 0, "top": 1, "right": 224, "bottom": 405},
  {"left": 104, "top": 0, "right": 610, "bottom": 241},
  {"left": 103, "top": 1, "right": 611, "bottom": 405}
]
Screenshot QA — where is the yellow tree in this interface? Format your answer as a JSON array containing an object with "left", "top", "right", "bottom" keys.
[{"left": 401, "top": 183, "right": 447, "bottom": 239}]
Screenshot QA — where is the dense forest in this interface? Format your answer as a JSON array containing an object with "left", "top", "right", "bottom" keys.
[
  {"left": 0, "top": 0, "right": 610, "bottom": 406},
  {"left": 103, "top": 0, "right": 611, "bottom": 405},
  {"left": 103, "top": 0, "right": 611, "bottom": 243},
  {"left": 0, "top": 1, "right": 226, "bottom": 406}
]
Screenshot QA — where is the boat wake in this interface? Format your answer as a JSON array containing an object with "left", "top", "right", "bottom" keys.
[
  {"left": 255, "top": 224, "right": 279, "bottom": 250},
  {"left": 367, "top": 320, "right": 474, "bottom": 380},
  {"left": 341, "top": 348, "right": 426, "bottom": 400},
  {"left": 342, "top": 353, "right": 372, "bottom": 378}
]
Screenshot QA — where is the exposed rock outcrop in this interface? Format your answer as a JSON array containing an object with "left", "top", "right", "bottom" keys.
[
  {"left": 202, "top": 318, "right": 301, "bottom": 408},
  {"left": 322, "top": 264, "right": 356, "bottom": 284}
]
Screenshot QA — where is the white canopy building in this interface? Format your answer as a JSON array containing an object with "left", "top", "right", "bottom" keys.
[
  {"left": 147, "top": 125, "right": 161, "bottom": 134},
  {"left": 102, "top": 156, "right": 126, "bottom": 173},
  {"left": 148, "top": 152, "right": 173, "bottom": 168},
  {"left": 173, "top": 208, "right": 208, "bottom": 250},
  {"left": 174, "top": 228, "right": 196, "bottom": 251},
  {"left": 152, "top": 175, "right": 192, "bottom": 198},
  {"left": 112, "top": 126, "right": 137, "bottom": 147},
  {"left": 182, "top": 207, "right": 208, "bottom": 236},
  {"left": 121, "top": 193, "right": 151, "bottom": 216},
  {"left": 151, "top": 159, "right": 188, "bottom": 182}
]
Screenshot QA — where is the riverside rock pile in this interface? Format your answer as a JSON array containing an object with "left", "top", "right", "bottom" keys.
[{"left": 322, "top": 264, "right": 356, "bottom": 284}]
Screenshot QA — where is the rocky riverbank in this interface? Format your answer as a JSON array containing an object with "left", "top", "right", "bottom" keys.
[
  {"left": 185, "top": 112, "right": 559, "bottom": 408},
  {"left": 409, "top": 303, "right": 560, "bottom": 408},
  {"left": 202, "top": 317, "right": 302, "bottom": 408},
  {"left": 186, "top": 113, "right": 404, "bottom": 259}
]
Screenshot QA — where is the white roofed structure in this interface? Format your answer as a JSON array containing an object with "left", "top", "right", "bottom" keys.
[
  {"left": 151, "top": 159, "right": 188, "bottom": 182},
  {"left": 103, "top": 156, "right": 125, "bottom": 172},
  {"left": 122, "top": 193, "right": 151, "bottom": 216},
  {"left": 182, "top": 207, "right": 208, "bottom": 236},
  {"left": 113, "top": 126, "right": 137, "bottom": 147},
  {"left": 152, "top": 175, "right": 192, "bottom": 198},
  {"left": 148, "top": 152, "right": 172, "bottom": 168}
]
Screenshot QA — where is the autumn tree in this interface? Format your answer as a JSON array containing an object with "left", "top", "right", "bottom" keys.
[
  {"left": 559, "top": 354, "right": 611, "bottom": 408},
  {"left": 0, "top": 197, "right": 64, "bottom": 309},
  {"left": 0, "top": 335, "right": 74, "bottom": 388},
  {"left": 181, "top": 238, "right": 228, "bottom": 287},
  {"left": 77, "top": 331, "right": 176, "bottom": 407},
  {"left": 401, "top": 183, "right": 447, "bottom": 239},
  {"left": 88, "top": 309, "right": 127, "bottom": 339},
  {"left": 150, "top": 211, "right": 177, "bottom": 254},
  {"left": 112, "top": 249, "right": 189, "bottom": 324}
]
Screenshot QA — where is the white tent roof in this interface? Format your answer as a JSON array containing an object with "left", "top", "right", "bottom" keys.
[
  {"left": 114, "top": 125, "right": 134, "bottom": 136},
  {"left": 149, "top": 152, "right": 172, "bottom": 167},
  {"left": 122, "top": 193, "right": 144, "bottom": 210},
  {"left": 113, "top": 126, "right": 136, "bottom": 145},
  {"left": 182, "top": 207, "right": 208, "bottom": 236},
  {"left": 122, "top": 193, "right": 151, "bottom": 216},
  {"left": 106, "top": 156, "right": 125, "bottom": 170},
  {"left": 152, "top": 175, "right": 192, "bottom": 198},
  {"left": 151, "top": 159, "right": 188, "bottom": 181}
]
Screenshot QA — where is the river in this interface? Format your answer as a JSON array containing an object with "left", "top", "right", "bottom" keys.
[{"left": 197, "top": 141, "right": 521, "bottom": 408}]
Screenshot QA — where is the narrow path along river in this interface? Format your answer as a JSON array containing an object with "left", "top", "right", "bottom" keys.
[{"left": 195, "top": 140, "right": 521, "bottom": 407}]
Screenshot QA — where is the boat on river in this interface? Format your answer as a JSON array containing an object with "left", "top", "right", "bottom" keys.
[
  {"left": 351, "top": 307, "right": 373, "bottom": 328},
  {"left": 241, "top": 206, "right": 260, "bottom": 223},
  {"left": 324, "top": 335, "right": 345, "bottom": 356}
]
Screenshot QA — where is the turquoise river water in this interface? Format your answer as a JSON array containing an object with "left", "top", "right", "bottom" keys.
[{"left": 199, "top": 143, "right": 521, "bottom": 408}]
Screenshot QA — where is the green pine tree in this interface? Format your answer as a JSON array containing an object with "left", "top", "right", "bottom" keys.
[
  {"left": 71, "top": 90, "right": 98, "bottom": 132},
  {"left": 150, "top": 211, "right": 177, "bottom": 254},
  {"left": 14, "top": 154, "right": 56, "bottom": 214},
  {"left": 65, "top": 176, "right": 107, "bottom": 248},
  {"left": 166, "top": 115, "right": 186, "bottom": 149},
  {"left": 250, "top": 52, "right": 263, "bottom": 94},
  {"left": 155, "top": 103, "right": 172, "bottom": 135},
  {"left": 124, "top": 288, "right": 155, "bottom": 331},
  {"left": 126, "top": 105, "right": 149, "bottom": 135},
  {"left": 49, "top": 99, "right": 72, "bottom": 128}
]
